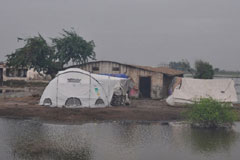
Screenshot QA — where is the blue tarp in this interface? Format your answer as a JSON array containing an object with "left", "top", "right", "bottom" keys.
[{"left": 100, "top": 73, "right": 128, "bottom": 79}]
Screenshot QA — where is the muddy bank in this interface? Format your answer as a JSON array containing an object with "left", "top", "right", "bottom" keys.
[
  {"left": 1, "top": 96, "right": 240, "bottom": 124},
  {"left": 0, "top": 96, "right": 187, "bottom": 123}
]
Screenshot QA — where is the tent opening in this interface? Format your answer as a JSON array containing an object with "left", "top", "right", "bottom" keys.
[
  {"left": 43, "top": 98, "right": 52, "bottom": 106},
  {"left": 65, "top": 97, "right": 82, "bottom": 107},
  {"left": 163, "top": 75, "right": 174, "bottom": 98},
  {"left": 95, "top": 98, "right": 105, "bottom": 105}
]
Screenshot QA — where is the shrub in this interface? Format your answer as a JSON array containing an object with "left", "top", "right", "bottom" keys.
[
  {"left": 194, "top": 60, "right": 214, "bottom": 79},
  {"left": 185, "top": 98, "right": 238, "bottom": 128}
]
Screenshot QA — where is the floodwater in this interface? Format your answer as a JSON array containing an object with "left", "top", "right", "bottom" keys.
[
  {"left": 0, "top": 87, "right": 43, "bottom": 98},
  {"left": 0, "top": 89, "right": 31, "bottom": 98},
  {"left": 1, "top": 119, "right": 240, "bottom": 160}
]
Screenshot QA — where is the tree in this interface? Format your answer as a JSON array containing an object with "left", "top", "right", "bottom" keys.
[
  {"left": 6, "top": 29, "right": 95, "bottom": 78},
  {"left": 194, "top": 60, "right": 214, "bottom": 79},
  {"left": 214, "top": 68, "right": 220, "bottom": 73},
  {"left": 52, "top": 29, "right": 95, "bottom": 68},
  {"left": 6, "top": 34, "right": 60, "bottom": 78},
  {"left": 169, "top": 59, "right": 191, "bottom": 72}
]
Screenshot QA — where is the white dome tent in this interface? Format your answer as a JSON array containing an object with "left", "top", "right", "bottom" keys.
[{"left": 39, "top": 68, "right": 130, "bottom": 108}]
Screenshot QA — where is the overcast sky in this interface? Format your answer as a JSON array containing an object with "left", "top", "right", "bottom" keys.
[{"left": 0, "top": 0, "right": 240, "bottom": 70}]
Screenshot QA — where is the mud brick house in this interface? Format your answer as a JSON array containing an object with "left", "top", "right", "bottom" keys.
[{"left": 70, "top": 61, "right": 183, "bottom": 99}]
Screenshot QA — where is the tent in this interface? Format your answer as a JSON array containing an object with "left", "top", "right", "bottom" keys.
[
  {"left": 166, "top": 78, "right": 238, "bottom": 106},
  {"left": 39, "top": 68, "right": 130, "bottom": 108},
  {"left": 100, "top": 73, "right": 128, "bottom": 79}
]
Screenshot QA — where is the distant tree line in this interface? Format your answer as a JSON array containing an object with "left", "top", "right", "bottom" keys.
[
  {"left": 168, "top": 59, "right": 214, "bottom": 79},
  {"left": 169, "top": 59, "right": 191, "bottom": 72}
]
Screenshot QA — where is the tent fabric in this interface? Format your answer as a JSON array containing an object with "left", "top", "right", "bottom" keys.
[
  {"left": 39, "top": 68, "right": 129, "bottom": 108},
  {"left": 99, "top": 73, "right": 128, "bottom": 79},
  {"left": 166, "top": 78, "right": 238, "bottom": 106}
]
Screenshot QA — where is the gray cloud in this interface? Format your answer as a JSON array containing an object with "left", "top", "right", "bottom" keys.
[{"left": 0, "top": 0, "right": 240, "bottom": 70}]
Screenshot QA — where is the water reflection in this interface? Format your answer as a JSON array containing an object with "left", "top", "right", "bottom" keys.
[
  {"left": 110, "top": 122, "right": 157, "bottom": 147},
  {"left": 2, "top": 119, "right": 92, "bottom": 160},
  {"left": 186, "top": 128, "right": 238, "bottom": 153},
  {"left": 13, "top": 142, "right": 91, "bottom": 160},
  {"left": 1, "top": 119, "right": 240, "bottom": 160}
]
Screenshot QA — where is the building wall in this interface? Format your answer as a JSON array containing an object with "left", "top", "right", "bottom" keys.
[
  {"left": 80, "top": 61, "right": 164, "bottom": 99},
  {"left": 0, "top": 64, "right": 50, "bottom": 82}
]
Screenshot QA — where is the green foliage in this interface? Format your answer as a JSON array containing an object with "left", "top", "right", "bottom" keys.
[
  {"left": 52, "top": 29, "right": 95, "bottom": 67},
  {"left": 185, "top": 98, "right": 237, "bottom": 128},
  {"left": 6, "top": 29, "right": 95, "bottom": 78},
  {"left": 214, "top": 68, "right": 220, "bottom": 73},
  {"left": 6, "top": 34, "right": 58, "bottom": 78},
  {"left": 215, "top": 69, "right": 240, "bottom": 76},
  {"left": 169, "top": 59, "right": 191, "bottom": 72},
  {"left": 186, "top": 128, "right": 237, "bottom": 152},
  {"left": 194, "top": 60, "right": 214, "bottom": 79}
]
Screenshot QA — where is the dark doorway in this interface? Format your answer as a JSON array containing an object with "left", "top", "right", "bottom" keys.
[
  {"left": 139, "top": 76, "right": 151, "bottom": 98},
  {"left": 0, "top": 68, "right": 3, "bottom": 86},
  {"left": 162, "top": 75, "right": 174, "bottom": 98}
]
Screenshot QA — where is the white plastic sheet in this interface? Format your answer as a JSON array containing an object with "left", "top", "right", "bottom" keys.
[{"left": 166, "top": 78, "right": 238, "bottom": 106}]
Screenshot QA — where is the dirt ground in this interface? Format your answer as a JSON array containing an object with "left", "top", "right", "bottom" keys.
[
  {"left": 0, "top": 96, "right": 188, "bottom": 123},
  {"left": 1, "top": 96, "right": 240, "bottom": 124}
]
